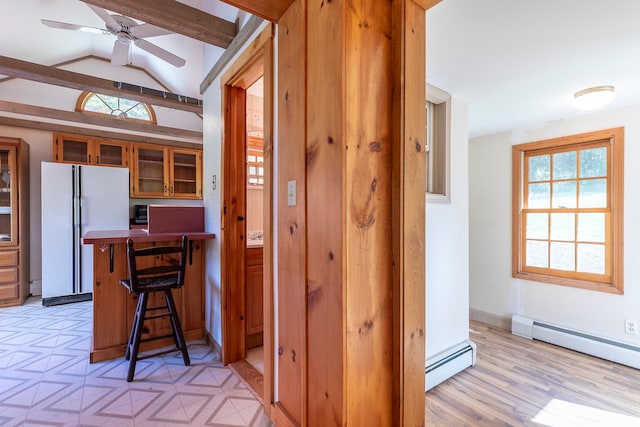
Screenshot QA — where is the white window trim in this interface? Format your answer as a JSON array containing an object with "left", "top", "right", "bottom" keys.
[{"left": 426, "top": 83, "right": 451, "bottom": 204}]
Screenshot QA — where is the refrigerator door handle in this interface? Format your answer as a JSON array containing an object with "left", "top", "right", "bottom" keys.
[{"left": 71, "top": 165, "right": 77, "bottom": 295}]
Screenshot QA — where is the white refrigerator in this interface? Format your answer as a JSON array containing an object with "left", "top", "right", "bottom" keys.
[{"left": 41, "top": 162, "right": 129, "bottom": 306}]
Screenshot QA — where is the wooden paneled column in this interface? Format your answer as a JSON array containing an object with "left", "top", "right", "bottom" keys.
[
  {"left": 391, "top": 1, "right": 441, "bottom": 425},
  {"left": 270, "top": 0, "right": 437, "bottom": 425}
]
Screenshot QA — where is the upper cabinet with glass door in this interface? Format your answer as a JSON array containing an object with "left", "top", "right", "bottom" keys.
[
  {"left": 131, "top": 143, "right": 202, "bottom": 199},
  {"left": 170, "top": 148, "right": 202, "bottom": 199},
  {"left": 0, "top": 144, "right": 17, "bottom": 246},
  {"left": 53, "top": 133, "right": 129, "bottom": 168}
]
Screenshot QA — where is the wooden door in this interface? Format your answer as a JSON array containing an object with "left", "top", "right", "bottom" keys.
[{"left": 222, "top": 85, "right": 247, "bottom": 363}]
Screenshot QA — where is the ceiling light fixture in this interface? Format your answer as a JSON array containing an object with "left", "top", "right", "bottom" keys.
[{"left": 573, "top": 85, "right": 615, "bottom": 111}]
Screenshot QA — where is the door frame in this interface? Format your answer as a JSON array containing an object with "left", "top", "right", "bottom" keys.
[{"left": 221, "top": 23, "right": 274, "bottom": 414}]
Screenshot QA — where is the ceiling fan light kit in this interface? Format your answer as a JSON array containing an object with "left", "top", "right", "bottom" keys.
[
  {"left": 41, "top": 4, "right": 186, "bottom": 67},
  {"left": 573, "top": 85, "right": 615, "bottom": 111}
]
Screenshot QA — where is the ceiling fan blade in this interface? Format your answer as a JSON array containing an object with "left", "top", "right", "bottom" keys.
[
  {"left": 84, "top": 4, "right": 120, "bottom": 30},
  {"left": 134, "top": 39, "right": 186, "bottom": 68},
  {"left": 130, "top": 23, "right": 172, "bottom": 39},
  {"left": 41, "top": 19, "right": 110, "bottom": 35},
  {"left": 111, "top": 39, "right": 130, "bottom": 66}
]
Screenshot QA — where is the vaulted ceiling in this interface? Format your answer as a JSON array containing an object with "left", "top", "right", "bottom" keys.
[{"left": 3, "top": 0, "right": 639, "bottom": 139}]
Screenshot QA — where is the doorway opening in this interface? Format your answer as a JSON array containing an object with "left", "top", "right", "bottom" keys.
[{"left": 221, "top": 25, "right": 273, "bottom": 410}]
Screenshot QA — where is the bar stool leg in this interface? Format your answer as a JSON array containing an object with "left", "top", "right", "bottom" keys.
[
  {"left": 164, "top": 289, "right": 190, "bottom": 366},
  {"left": 127, "top": 292, "right": 149, "bottom": 382},
  {"left": 126, "top": 294, "right": 143, "bottom": 361}
]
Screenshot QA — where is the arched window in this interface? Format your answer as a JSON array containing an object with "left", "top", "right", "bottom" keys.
[{"left": 76, "top": 92, "right": 157, "bottom": 124}]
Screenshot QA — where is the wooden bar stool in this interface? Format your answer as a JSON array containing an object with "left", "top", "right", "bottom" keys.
[{"left": 120, "top": 235, "right": 191, "bottom": 382}]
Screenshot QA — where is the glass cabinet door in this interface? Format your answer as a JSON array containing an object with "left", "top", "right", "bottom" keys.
[
  {"left": 133, "top": 144, "right": 167, "bottom": 197},
  {"left": 0, "top": 146, "right": 17, "bottom": 246},
  {"left": 170, "top": 149, "right": 201, "bottom": 198},
  {"left": 56, "top": 135, "right": 90, "bottom": 164},
  {"left": 96, "top": 140, "right": 129, "bottom": 167}
]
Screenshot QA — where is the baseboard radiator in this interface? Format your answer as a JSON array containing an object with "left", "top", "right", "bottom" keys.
[
  {"left": 425, "top": 340, "right": 477, "bottom": 391},
  {"left": 512, "top": 315, "right": 640, "bottom": 369}
]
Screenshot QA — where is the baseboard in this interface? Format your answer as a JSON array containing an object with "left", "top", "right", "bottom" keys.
[
  {"left": 30, "top": 279, "right": 42, "bottom": 297},
  {"left": 425, "top": 340, "right": 476, "bottom": 391},
  {"left": 470, "top": 308, "right": 511, "bottom": 331},
  {"left": 205, "top": 330, "right": 222, "bottom": 361},
  {"left": 42, "top": 293, "right": 92, "bottom": 307},
  {"left": 512, "top": 315, "right": 640, "bottom": 369}
]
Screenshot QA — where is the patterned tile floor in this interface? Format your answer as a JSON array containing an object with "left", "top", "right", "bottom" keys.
[{"left": 0, "top": 297, "right": 272, "bottom": 427}]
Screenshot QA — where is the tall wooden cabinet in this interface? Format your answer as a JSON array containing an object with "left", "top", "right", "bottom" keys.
[
  {"left": 0, "top": 137, "right": 29, "bottom": 307},
  {"left": 245, "top": 246, "right": 263, "bottom": 348}
]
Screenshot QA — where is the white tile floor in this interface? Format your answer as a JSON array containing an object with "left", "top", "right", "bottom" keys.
[{"left": 0, "top": 297, "right": 272, "bottom": 426}]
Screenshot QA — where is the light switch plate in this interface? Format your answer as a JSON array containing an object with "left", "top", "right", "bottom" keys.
[{"left": 287, "top": 180, "right": 296, "bottom": 206}]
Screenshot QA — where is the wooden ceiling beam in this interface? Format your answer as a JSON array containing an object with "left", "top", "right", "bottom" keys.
[
  {"left": 221, "top": 0, "right": 294, "bottom": 22},
  {"left": 80, "top": 0, "right": 237, "bottom": 48},
  {"left": 0, "top": 100, "right": 202, "bottom": 141},
  {"left": 0, "top": 55, "right": 203, "bottom": 114}
]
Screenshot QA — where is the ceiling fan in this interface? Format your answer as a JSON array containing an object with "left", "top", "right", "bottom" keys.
[{"left": 41, "top": 4, "right": 186, "bottom": 67}]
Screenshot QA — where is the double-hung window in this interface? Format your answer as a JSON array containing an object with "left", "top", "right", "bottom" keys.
[{"left": 512, "top": 127, "right": 624, "bottom": 294}]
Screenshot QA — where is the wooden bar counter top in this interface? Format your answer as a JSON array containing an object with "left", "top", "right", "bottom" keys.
[{"left": 82, "top": 230, "right": 215, "bottom": 363}]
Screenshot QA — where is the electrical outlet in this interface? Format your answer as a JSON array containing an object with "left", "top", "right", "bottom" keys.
[{"left": 625, "top": 319, "right": 639, "bottom": 335}]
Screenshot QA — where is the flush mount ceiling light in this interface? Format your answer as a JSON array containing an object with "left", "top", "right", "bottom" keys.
[{"left": 573, "top": 85, "right": 615, "bottom": 110}]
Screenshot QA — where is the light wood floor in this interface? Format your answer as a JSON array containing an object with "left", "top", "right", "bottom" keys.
[{"left": 426, "top": 321, "right": 640, "bottom": 426}]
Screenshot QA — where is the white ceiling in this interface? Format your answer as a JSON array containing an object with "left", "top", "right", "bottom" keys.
[
  {"left": 4, "top": 0, "right": 640, "bottom": 139},
  {"left": 427, "top": 0, "right": 640, "bottom": 138}
]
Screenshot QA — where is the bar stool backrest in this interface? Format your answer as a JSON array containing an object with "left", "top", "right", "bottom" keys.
[{"left": 124, "top": 235, "right": 188, "bottom": 294}]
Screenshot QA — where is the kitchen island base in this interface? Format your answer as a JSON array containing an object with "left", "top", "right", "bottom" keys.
[{"left": 84, "top": 232, "right": 213, "bottom": 364}]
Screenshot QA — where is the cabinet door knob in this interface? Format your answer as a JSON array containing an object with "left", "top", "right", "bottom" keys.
[{"left": 237, "top": 216, "right": 245, "bottom": 221}]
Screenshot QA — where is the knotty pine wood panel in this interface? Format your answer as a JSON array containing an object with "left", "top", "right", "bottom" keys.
[
  {"left": 427, "top": 321, "right": 640, "bottom": 425},
  {"left": 92, "top": 243, "right": 129, "bottom": 353},
  {"left": 344, "top": 1, "right": 394, "bottom": 425},
  {"left": 183, "top": 240, "right": 204, "bottom": 332},
  {"left": 261, "top": 35, "right": 275, "bottom": 416},
  {"left": 305, "top": 0, "right": 344, "bottom": 424},
  {"left": 276, "top": 0, "right": 306, "bottom": 424},
  {"left": 391, "top": 1, "right": 428, "bottom": 425}
]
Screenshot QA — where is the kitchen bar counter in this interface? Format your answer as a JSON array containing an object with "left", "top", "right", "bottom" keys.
[
  {"left": 82, "top": 229, "right": 215, "bottom": 363},
  {"left": 83, "top": 229, "right": 215, "bottom": 244}
]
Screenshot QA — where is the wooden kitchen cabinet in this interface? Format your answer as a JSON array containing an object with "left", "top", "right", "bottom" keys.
[
  {"left": 90, "top": 237, "right": 206, "bottom": 363},
  {"left": 0, "top": 137, "right": 29, "bottom": 308},
  {"left": 53, "top": 133, "right": 129, "bottom": 167},
  {"left": 130, "top": 143, "right": 202, "bottom": 199},
  {"left": 246, "top": 246, "right": 263, "bottom": 348}
]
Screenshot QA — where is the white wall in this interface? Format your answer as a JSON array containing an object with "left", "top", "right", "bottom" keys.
[
  {"left": 201, "top": 22, "right": 270, "bottom": 345},
  {"left": 469, "top": 105, "right": 640, "bottom": 346},
  {"left": 426, "top": 98, "right": 470, "bottom": 359}
]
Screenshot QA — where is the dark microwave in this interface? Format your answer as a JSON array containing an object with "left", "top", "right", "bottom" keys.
[{"left": 133, "top": 204, "right": 148, "bottom": 225}]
